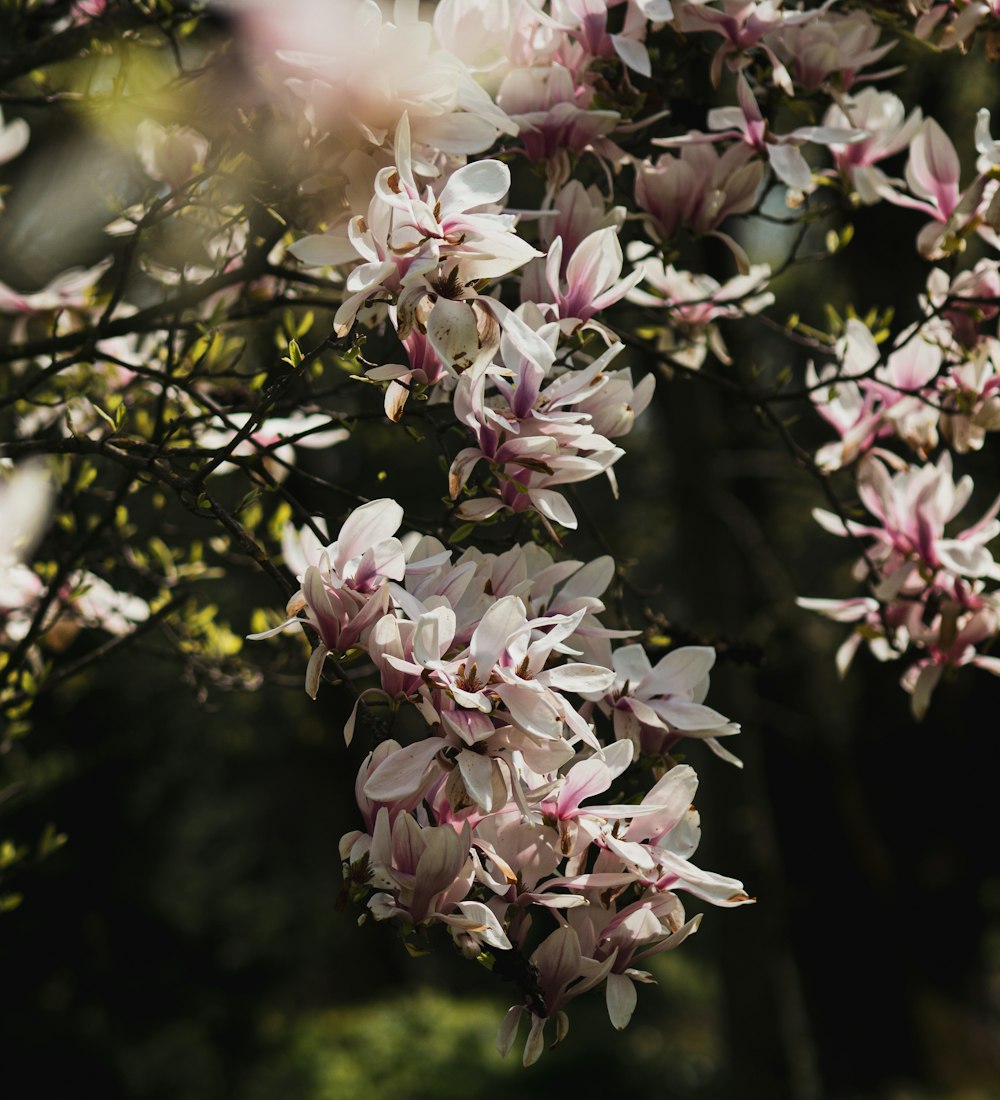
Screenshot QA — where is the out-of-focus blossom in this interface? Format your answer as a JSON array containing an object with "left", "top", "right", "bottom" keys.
[
  {"left": 135, "top": 120, "right": 210, "bottom": 191},
  {"left": 0, "top": 106, "right": 29, "bottom": 168},
  {"left": 635, "top": 143, "right": 763, "bottom": 243},
  {"left": 767, "top": 8, "right": 897, "bottom": 92},
  {"left": 229, "top": 0, "right": 515, "bottom": 155},
  {"left": 193, "top": 411, "right": 349, "bottom": 480},
  {"left": 627, "top": 253, "right": 774, "bottom": 367},
  {"left": 824, "top": 89, "right": 922, "bottom": 204}
]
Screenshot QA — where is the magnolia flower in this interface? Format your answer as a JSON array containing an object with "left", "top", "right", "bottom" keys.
[
  {"left": 635, "top": 143, "right": 763, "bottom": 244},
  {"left": 882, "top": 116, "right": 998, "bottom": 258},
  {"left": 813, "top": 452, "right": 1000, "bottom": 583},
  {"left": 654, "top": 74, "right": 867, "bottom": 194},
  {"left": 497, "top": 63, "right": 620, "bottom": 165},
  {"left": 498, "top": 925, "right": 616, "bottom": 1066},
  {"left": 292, "top": 118, "right": 538, "bottom": 369},
  {"left": 537, "top": 226, "right": 645, "bottom": 333},
  {"left": 597, "top": 643, "right": 742, "bottom": 766},
  {"left": 674, "top": 0, "right": 835, "bottom": 92},
  {"left": 250, "top": 499, "right": 407, "bottom": 696}
]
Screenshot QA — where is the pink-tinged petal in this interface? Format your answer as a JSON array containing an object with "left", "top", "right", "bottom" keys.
[
  {"left": 601, "top": 738, "right": 635, "bottom": 779},
  {"left": 453, "top": 900, "right": 512, "bottom": 950},
  {"left": 602, "top": 834, "right": 658, "bottom": 873},
  {"left": 344, "top": 688, "right": 385, "bottom": 746},
  {"left": 650, "top": 698, "right": 730, "bottom": 731},
  {"left": 794, "top": 126, "right": 868, "bottom": 145},
  {"left": 353, "top": 537, "right": 406, "bottom": 586},
  {"left": 626, "top": 763, "right": 698, "bottom": 841},
  {"left": 497, "top": 1006, "right": 523, "bottom": 1058},
  {"left": 811, "top": 507, "right": 873, "bottom": 538},
  {"left": 908, "top": 118, "right": 960, "bottom": 210},
  {"left": 611, "top": 33, "right": 650, "bottom": 77},
  {"left": 366, "top": 362, "right": 412, "bottom": 382},
  {"left": 411, "top": 825, "right": 468, "bottom": 921},
  {"left": 632, "top": 913, "right": 703, "bottom": 962},
  {"left": 246, "top": 615, "right": 302, "bottom": 641},
  {"left": 641, "top": 645, "right": 716, "bottom": 695},
  {"left": 606, "top": 972, "right": 637, "bottom": 1031},
  {"left": 437, "top": 158, "right": 510, "bottom": 215},
  {"left": 413, "top": 606, "right": 457, "bottom": 666},
  {"left": 797, "top": 595, "right": 874, "bottom": 623},
  {"left": 494, "top": 681, "right": 563, "bottom": 739},
  {"left": 370, "top": 806, "right": 392, "bottom": 869},
  {"left": 496, "top": 435, "right": 560, "bottom": 463},
  {"left": 303, "top": 564, "right": 332, "bottom": 611},
  {"left": 334, "top": 499, "right": 404, "bottom": 574},
  {"left": 416, "top": 112, "right": 503, "bottom": 155},
  {"left": 622, "top": 696, "right": 670, "bottom": 731},
  {"left": 440, "top": 708, "right": 496, "bottom": 746},
  {"left": 558, "top": 699, "right": 602, "bottom": 751},
  {"left": 522, "top": 1014, "right": 546, "bottom": 1067},
  {"left": 557, "top": 756, "right": 612, "bottom": 815},
  {"left": 545, "top": 236, "right": 565, "bottom": 299},
  {"left": 448, "top": 448, "right": 484, "bottom": 499},
  {"left": 305, "top": 643, "right": 329, "bottom": 700},
  {"left": 559, "top": 555, "right": 615, "bottom": 602},
  {"left": 565, "top": 227, "right": 623, "bottom": 300},
  {"left": 529, "top": 488, "right": 578, "bottom": 529},
  {"left": 573, "top": 951, "right": 621, "bottom": 997},
  {"left": 531, "top": 925, "right": 582, "bottom": 993},
  {"left": 612, "top": 643, "right": 653, "bottom": 685},
  {"left": 541, "top": 663, "right": 616, "bottom": 694},
  {"left": 385, "top": 381, "right": 409, "bottom": 422},
  {"left": 936, "top": 540, "right": 994, "bottom": 577},
  {"left": 657, "top": 850, "right": 751, "bottom": 906},
  {"left": 288, "top": 233, "right": 359, "bottom": 267},
  {"left": 447, "top": 495, "right": 497, "bottom": 535},
  {"left": 470, "top": 594, "right": 527, "bottom": 671},
  {"left": 450, "top": 683, "right": 494, "bottom": 711},
  {"left": 484, "top": 299, "right": 556, "bottom": 373},
  {"left": 910, "top": 662, "right": 942, "bottom": 720},
  {"left": 457, "top": 749, "right": 497, "bottom": 811},
  {"left": 520, "top": 891, "right": 590, "bottom": 909},
  {"left": 369, "top": 614, "right": 405, "bottom": 678},
  {"left": 767, "top": 143, "right": 814, "bottom": 193},
  {"left": 736, "top": 74, "right": 763, "bottom": 126},
  {"left": 704, "top": 737, "right": 744, "bottom": 768},
  {"left": 363, "top": 737, "right": 445, "bottom": 801}
]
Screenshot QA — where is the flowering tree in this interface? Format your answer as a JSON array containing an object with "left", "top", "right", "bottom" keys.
[{"left": 2, "top": 0, "right": 1000, "bottom": 1071}]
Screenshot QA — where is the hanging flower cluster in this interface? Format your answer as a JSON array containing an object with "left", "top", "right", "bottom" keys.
[{"left": 252, "top": 498, "right": 748, "bottom": 1062}]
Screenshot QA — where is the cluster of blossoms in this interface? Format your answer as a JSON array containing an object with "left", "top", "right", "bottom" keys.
[
  {"left": 5, "top": 0, "right": 1000, "bottom": 1059},
  {"left": 799, "top": 452, "right": 1000, "bottom": 718},
  {"left": 803, "top": 106, "right": 1000, "bottom": 715},
  {"left": 252, "top": 498, "right": 748, "bottom": 1061},
  {"left": 0, "top": 463, "right": 150, "bottom": 657}
]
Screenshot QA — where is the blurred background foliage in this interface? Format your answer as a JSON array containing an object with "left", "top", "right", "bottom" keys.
[{"left": 2, "top": 3, "right": 1000, "bottom": 1099}]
